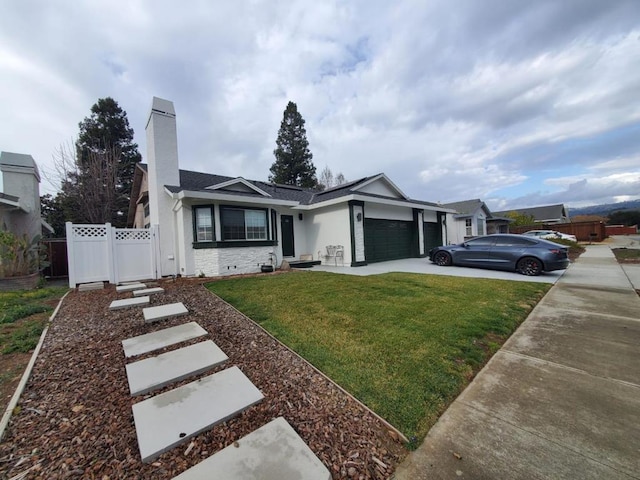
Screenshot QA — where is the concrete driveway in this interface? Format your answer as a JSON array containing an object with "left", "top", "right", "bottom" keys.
[{"left": 310, "top": 257, "right": 565, "bottom": 283}]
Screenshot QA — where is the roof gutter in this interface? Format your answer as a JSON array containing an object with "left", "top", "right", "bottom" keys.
[{"left": 295, "top": 194, "right": 457, "bottom": 213}]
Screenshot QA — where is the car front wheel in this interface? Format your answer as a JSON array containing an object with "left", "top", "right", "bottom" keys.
[
  {"left": 517, "top": 257, "right": 543, "bottom": 276},
  {"left": 434, "top": 251, "right": 452, "bottom": 266}
]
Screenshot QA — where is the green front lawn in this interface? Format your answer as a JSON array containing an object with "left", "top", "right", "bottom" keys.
[
  {"left": 0, "top": 286, "right": 68, "bottom": 353},
  {"left": 207, "top": 271, "right": 549, "bottom": 443}
]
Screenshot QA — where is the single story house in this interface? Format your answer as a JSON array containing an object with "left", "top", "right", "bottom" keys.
[
  {"left": 0, "top": 151, "right": 53, "bottom": 240},
  {"left": 441, "top": 199, "right": 512, "bottom": 244},
  {"left": 492, "top": 204, "right": 570, "bottom": 225},
  {"left": 128, "top": 97, "right": 454, "bottom": 277}
]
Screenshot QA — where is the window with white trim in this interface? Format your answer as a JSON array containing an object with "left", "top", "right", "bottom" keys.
[
  {"left": 465, "top": 218, "right": 472, "bottom": 236},
  {"left": 477, "top": 219, "right": 485, "bottom": 236},
  {"left": 221, "top": 207, "right": 267, "bottom": 240},
  {"left": 194, "top": 206, "right": 214, "bottom": 242}
]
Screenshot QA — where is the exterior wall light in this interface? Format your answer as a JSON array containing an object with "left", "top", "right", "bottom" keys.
[{"left": 356, "top": 212, "right": 362, "bottom": 222}]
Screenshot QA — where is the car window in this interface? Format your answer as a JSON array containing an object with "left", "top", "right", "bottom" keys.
[
  {"left": 465, "top": 237, "right": 495, "bottom": 247},
  {"left": 494, "top": 236, "right": 537, "bottom": 247}
]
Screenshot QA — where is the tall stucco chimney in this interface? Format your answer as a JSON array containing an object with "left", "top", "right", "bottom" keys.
[
  {"left": 146, "top": 97, "right": 180, "bottom": 276},
  {"left": 0, "top": 152, "right": 42, "bottom": 240}
]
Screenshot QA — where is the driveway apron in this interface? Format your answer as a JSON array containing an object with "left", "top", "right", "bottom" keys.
[{"left": 393, "top": 245, "right": 640, "bottom": 480}]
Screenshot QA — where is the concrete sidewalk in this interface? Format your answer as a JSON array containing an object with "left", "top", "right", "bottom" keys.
[{"left": 394, "top": 245, "right": 640, "bottom": 480}]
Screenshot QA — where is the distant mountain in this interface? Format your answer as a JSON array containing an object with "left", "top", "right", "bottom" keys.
[{"left": 568, "top": 199, "right": 640, "bottom": 217}]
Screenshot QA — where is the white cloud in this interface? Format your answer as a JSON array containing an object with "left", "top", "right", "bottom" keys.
[{"left": 1, "top": 0, "right": 639, "bottom": 209}]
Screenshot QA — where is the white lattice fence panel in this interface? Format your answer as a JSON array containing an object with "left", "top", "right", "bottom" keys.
[
  {"left": 115, "top": 229, "right": 152, "bottom": 241},
  {"left": 67, "top": 223, "right": 111, "bottom": 285},
  {"left": 71, "top": 225, "right": 108, "bottom": 239},
  {"left": 67, "top": 223, "right": 159, "bottom": 287},
  {"left": 113, "top": 228, "right": 155, "bottom": 282}
]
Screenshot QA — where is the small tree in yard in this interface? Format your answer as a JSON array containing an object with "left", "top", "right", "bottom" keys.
[
  {"left": 505, "top": 211, "right": 536, "bottom": 226},
  {"left": 269, "top": 101, "right": 317, "bottom": 188}
]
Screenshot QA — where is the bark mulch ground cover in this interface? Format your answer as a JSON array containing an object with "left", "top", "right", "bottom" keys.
[{"left": 0, "top": 278, "right": 407, "bottom": 479}]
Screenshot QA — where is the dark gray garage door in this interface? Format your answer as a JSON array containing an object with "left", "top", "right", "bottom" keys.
[
  {"left": 364, "top": 219, "right": 414, "bottom": 263},
  {"left": 424, "top": 221, "right": 442, "bottom": 253}
]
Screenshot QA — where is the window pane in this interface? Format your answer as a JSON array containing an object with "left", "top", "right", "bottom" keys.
[
  {"left": 222, "top": 208, "right": 245, "bottom": 240},
  {"left": 245, "top": 210, "right": 267, "bottom": 240},
  {"left": 195, "top": 208, "right": 213, "bottom": 242},
  {"left": 466, "top": 237, "right": 495, "bottom": 247}
]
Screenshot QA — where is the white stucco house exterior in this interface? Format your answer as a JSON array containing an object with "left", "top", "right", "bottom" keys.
[
  {"left": 128, "top": 97, "right": 454, "bottom": 278},
  {"left": 441, "top": 199, "right": 511, "bottom": 244},
  {"left": 0, "top": 152, "right": 52, "bottom": 240}
]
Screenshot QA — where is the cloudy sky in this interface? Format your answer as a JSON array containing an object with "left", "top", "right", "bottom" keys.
[{"left": 1, "top": 0, "right": 639, "bottom": 210}]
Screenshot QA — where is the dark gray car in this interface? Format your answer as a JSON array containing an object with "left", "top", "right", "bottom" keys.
[{"left": 428, "top": 234, "right": 569, "bottom": 276}]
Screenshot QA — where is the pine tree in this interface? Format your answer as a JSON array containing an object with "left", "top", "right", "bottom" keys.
[
  {"left": 46, "top": 98, "right": 141, "bottom": 229},
  {"left": 269, "top": 101, "right": 317, "bottom": 188},
  {"left": 75, "top": 97, "right": 141, "bottom": 226}
]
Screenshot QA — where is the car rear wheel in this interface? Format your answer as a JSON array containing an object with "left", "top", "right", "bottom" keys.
[
  {"left": 434, "top": 251, "right": 452, "bottom": 266},
  {"left": 517, "top": 257, "right": 543, "bottom": 276}
]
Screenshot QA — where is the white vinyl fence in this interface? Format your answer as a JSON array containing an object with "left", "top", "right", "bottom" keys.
[{"left": 66, "top": 222, "right": 160, "bottom": 288}]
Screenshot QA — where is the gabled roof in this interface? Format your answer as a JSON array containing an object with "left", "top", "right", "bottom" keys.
[
  {"left": 441, "top": 199, "right": 488, "bottom": 217},
  {"left": 128, "top": 164, "right": 448, "bottom": 220},
  {"left": 205, "top": 177, "right": 271, "bottom": 197},
  {"left": 493, "top": 204, "right": 568, "bottom": 222}
]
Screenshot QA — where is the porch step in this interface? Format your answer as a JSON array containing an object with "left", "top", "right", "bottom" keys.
[
  {"left": 116, "top": 283, "right": 147, "bottom": 293},
  {"left": 125, "top": 340, "right": 228, "bottom": 396},
  {"left": 109, "top": 296, "right": 150, "bottom": 310},
  {"left": 288, "top": 260, "right": 321, "bottom": 269},
  {"left": 132, "top": 366, "right": 264, "bottom": 463},
  {"left": 172, "top": 417, "right": 331, "bottom": 480},
  {"left": 134, "top": 287, "right": 165, "bottom": 297},
  {"left": 78, "top": 282, "right": 104, "bottom": 291},
  {"left": 122, "top": 322, "right": 207, "bottom": 358},
  {"left": 143, "top": 302, "right": 188, "bottom": 323}
]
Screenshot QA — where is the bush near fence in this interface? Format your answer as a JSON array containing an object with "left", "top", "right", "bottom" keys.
[{"left": 509, "top": 221, "right": 607, "bottom": 242}]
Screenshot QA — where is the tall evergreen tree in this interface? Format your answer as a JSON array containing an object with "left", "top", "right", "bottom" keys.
[
  {"left": 74, "top": 97, "right": 141, "bottom": 226},
  {"left": 269, "top": 101, "right": 317, "bottom": 188}
]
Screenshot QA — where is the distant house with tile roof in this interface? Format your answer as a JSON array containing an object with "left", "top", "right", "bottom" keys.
[
  {"left": 127, "top": 97, "right": 454, "bottom": 278},
  {"left": 440, "top": 199, "right": 511, "bottom": 244},
  {"left": 492, "top": 204, "right": 570, "bottom": 225}
]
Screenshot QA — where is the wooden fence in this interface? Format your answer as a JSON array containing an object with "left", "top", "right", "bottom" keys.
[
  {"left": 509, "top": 221, "right": 607, "bottom": 242},
  {"left": 605, "top": 225, "right": 638, "bottom": 235}
]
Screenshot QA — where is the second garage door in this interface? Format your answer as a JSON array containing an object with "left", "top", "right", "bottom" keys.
[{"left": 364, "top": 218, "right": 414, "bottom": 263}]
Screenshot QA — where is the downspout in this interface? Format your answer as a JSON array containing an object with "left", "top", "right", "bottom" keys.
[{"left": 171, "top": 197, "right": 180, "bottom": 278}]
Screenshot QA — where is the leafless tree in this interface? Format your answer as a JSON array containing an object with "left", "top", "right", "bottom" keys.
[
  {"left": 317, "top": 166, "right": 347, "bottom": 191},
  {"left": 50, "top": 141, "right": 122, "bottom": 224}
]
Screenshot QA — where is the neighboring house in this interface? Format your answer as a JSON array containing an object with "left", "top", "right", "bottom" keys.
[
  {"left": 441, "top": 199, "right": 511, "bottom": 244},
  {"left": 493, "top": 204, "right": 570, "bottom": 225},
  {"left": 0, "top": 152, "right": 52, "bottom": 240},
  {"left": 128, "top": 97, "right": 454, "bottom": 277}
]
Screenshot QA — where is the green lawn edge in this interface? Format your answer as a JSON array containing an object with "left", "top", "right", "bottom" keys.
[{"left": 206, "top": 271, "right": 549, "bottom": 443}]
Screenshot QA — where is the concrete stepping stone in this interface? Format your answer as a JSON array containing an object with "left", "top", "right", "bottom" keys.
[
  {"left": 143, "top": 302, "right": 188, "bottom": 323},
  {"left": 172, "top": 417, "right": 331, "bottom": 480},
  {"left": 78, "top": 282, "right": 104, "bottom": 291},
  {"left": 134, "top": 287, "right": 164, "bottom": 297},
  {"left": 109, "top": 296, "right": 150, "bottom": 310},
  {"left": 116, "top": 283, "right": 147, "bottom": 293},
  {"left": 126, "top": 340, "right": 228, "bottom": 396},
  {"left": 122, "top": 322, "right": 207, "bottom": 358},
  {"left": 133, "top": 365, "right": 264, "bottom": 463}
]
